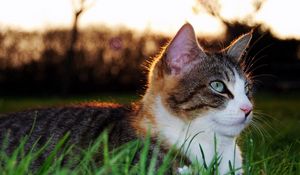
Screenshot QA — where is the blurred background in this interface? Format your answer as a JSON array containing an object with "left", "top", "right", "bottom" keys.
[
  {"left": 0, "top": 0, "right": 299, "bottom": 107},
  {"left": 0, "top": 1, "right": 299, "bottom": 173},
  {"left": 0, "top": 0, "right": 300, "bottom": 96}
]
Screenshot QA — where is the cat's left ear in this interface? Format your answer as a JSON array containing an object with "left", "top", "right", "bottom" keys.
[{"left": 226, "top": 32, "right": 252, "bottom": 62}]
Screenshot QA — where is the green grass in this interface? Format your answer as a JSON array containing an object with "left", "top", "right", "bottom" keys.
[
  {"left": 241, "top": 92, "right": 300, "bottom": 175},
  {"left": 0, "top": 92, "right": 299, "bottom": 174}
]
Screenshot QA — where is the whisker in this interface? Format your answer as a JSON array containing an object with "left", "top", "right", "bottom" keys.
[
  {"left": 249, "top": 119, "right": 272, "bottom": 139},
  {"left": 250, "top": 79, "right": 264, "bottom": 86},
  {"left": 244, "top": 43, "right": 272, "bottom": 74},
  {"left": 249, "top": 74, "right": 277, "bottom": 80},
  {"left": 245, "top": 55, "right": 268, "bottom": 74},
  {"left": 252, "top": 116, "right": 273, "bottom": 131},
  {"left": 247, "top": 64, "right": 269, "bottom": 74},
  {"left": 248, "top": 121, "right": 267, "bottom": 140},
  {"left": 247, "top": 43, "right": 272, "bottom": 67},
  {"left": 253, "top": 117, "right": 277, "bottom": 131},
  {"left": 244, "top": 33, "right": 267, "bottom": 59},
  {"left": 251, "top": 111, "right": 278, "bottom": 135}
]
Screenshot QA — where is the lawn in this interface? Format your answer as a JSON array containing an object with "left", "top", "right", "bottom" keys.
[{"left": 0, "top": 92, "right": 299, "bottom": 174}]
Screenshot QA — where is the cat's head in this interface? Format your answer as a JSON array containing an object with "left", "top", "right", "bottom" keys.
[{"left": 146, "top": 23, "right": 253, "bottom": 137}]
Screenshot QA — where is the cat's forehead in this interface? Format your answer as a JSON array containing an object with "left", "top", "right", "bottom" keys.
[{"left": 184, "top": 52, "right": 246, "bottom": 84}]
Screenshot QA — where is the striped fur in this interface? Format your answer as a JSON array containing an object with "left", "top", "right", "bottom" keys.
[
  {"left": 0, "top": 23, "right": 253, "bottom": 174},
  {"left": 138, "top": 23, "right": 253, "bottom": 174}
]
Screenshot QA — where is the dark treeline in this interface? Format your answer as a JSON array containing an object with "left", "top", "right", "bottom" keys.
[
  {"left": 0, "top": 26, "right": 299, "bottom": 96},
  {"left": 0, "top": 27, "right": 167, "bottom": 95}
]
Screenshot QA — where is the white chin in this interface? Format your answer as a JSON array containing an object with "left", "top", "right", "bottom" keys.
[{"left": 214, "top": 123, "right": 246, "bottom": 137}]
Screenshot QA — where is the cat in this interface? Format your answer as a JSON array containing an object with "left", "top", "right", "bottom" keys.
[{"left": 0, "top": 23, "right": 253, "bottom": 174}]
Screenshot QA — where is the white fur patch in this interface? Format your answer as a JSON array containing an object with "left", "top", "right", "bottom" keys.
[
  {"left": 212, "top": 71, "right": 253, "bottom": 137},
  {"left": 177, "top": 165, "right": 192, "bottom": 174},
  {"left": 152, "top": 72, "right": 251, "bottom": 174}
]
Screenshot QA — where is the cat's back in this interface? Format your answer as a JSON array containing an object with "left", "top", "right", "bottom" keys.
[{"left": 0, "top": 102, "right": 138, "bottom": 153}]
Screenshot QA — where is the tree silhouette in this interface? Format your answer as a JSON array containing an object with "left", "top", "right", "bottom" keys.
[
  {"left": 62, "top": 0, "right": 95, "bottom": 95},
  {"left": 193, "top": 0, "right": 265, "bottom": 41}
]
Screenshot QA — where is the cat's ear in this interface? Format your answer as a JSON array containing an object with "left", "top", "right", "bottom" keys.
[
  {"left": 164, "top": 23, "right": 206, "bottom": 75},
  {"left": 226, "top": 32, "right": 252, "bottom": 62}
]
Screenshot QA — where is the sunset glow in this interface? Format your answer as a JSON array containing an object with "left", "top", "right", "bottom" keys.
[{"left": 0, "top": 0, "right": 299, "bottom": 39}]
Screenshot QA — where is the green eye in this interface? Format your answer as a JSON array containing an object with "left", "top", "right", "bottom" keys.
[
  {"left": 210, "top": 81, "right": 226, "bottom": 93},
  {"left": 245, "top": 84, "right": 250, "bottom": 95}
]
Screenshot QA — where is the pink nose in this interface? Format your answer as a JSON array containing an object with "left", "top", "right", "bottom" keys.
[{"left": 240, "top": 104, "right": 253, "bottom": 115}]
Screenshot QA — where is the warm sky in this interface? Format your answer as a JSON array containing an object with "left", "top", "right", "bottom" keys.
[{"left": 0, "top": 0, "right": 299, "bottom": 40}]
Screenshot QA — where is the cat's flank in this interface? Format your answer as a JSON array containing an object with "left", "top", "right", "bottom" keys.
[{"left": 0, "top": 23, "right": 253, "bottom": 174}]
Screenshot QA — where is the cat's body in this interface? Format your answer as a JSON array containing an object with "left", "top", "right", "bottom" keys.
[
  {"left": 0, "top": 104, "right": 137, "bottom": 166},
  {"left": 0, "top": 23, "right": 254, "bottom": 174}
]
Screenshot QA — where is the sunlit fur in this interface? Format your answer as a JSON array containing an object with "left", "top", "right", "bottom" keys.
[{"left": 133, "top": 23, "right": 254, "bottom": 174}]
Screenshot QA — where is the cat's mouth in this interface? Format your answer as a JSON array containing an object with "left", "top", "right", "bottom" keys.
[
  {"left": 212, "top": 116, "right": 249, "bottom": 127},
  {"left": 211, "top": 116, "right": 251, "bottom": 137}
]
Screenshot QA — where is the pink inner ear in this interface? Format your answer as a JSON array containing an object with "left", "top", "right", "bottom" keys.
[
  {"left": 165, "top": 23, "right": 205, "bottom": 76},
  {"left": 169, "top": 53, "right": 198, "bottom": 75}
]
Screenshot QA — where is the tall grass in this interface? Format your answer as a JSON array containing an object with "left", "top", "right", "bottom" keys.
[
  {"left": 0, "top": 131, "right": 175, "bottom": 175},
  {"left": 0, "top": 130, "right": 298, "bottom": 175},
  {"left": 0, "top": 92, "right": 299, "bottom": 174}
]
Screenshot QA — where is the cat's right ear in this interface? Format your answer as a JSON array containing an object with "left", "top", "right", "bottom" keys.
[
  {"left": 226, "top": 32, "right": 252, "bottom": 62},
  {"left": 163, "top": 23, "right": 206, "bottom": 76}
]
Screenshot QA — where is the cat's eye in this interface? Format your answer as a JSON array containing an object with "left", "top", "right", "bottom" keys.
[
  {"left": 210, "top": 81, "right": 226, "bottom": 93},
  {"left": 245, "top": 84, "right": 250, "bottom": 95}
]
